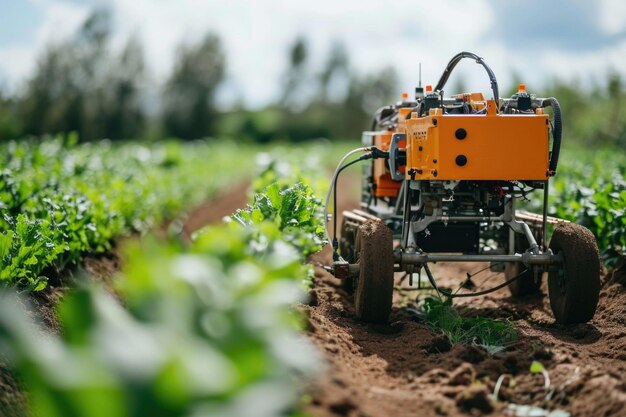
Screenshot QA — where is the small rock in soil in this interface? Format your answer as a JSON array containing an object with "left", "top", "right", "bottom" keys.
[{"left": 455, "top": 385, "right": 494, "bottom": 414}]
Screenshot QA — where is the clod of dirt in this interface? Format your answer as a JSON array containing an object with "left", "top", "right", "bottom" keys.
[
  {"left": 308, "top": 289, "right": 319, "bottom": 307},
  {"left": 455, "top": 385, "right": 494, "bottom": 414},
  {"left": 531, "top": 345, "right": 553, "bottom": 361},
  {"left": 328, "top": 398, "right": 357, "bottom": 416},
  {"left": 366, "top": 321, "right": 404, "bottom": 335},
  {"left": 570, "top": 374, "right": 626, "bottom": 417},
  {"left": 458, "top": 345, "right": 486, "bottom": 364},
  {"left": 448, "top": 363, "right": 476, "bottom": 386},
  {"left": 503, "top": 354, "right": 519, "bottom": 373},
  {"left": 609, "top": 256, "right": 626, "bottom": 286},
  {"left": 427, "top": 335, "right": 452, "bottom": 353}
]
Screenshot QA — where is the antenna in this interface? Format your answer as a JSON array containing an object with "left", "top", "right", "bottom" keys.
[
  {"left": 419, "top": 63, "right": 422, "bottom": 88},
  {"left": 415, "top": 62, "right": 424, "bottom": 99}
]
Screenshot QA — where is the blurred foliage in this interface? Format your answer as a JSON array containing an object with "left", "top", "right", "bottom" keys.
[
  {"left": 0, "top": 135, "right": 254, "bottom": 290},
  {"left": 18, "top": 10, "right": 146, "bottom": 141},
  {"left": 548, "top": 148, "right": 626, "bottom": 266},
  {"left": 162, "top": 34, "right": 226, "bottom": 139},
  {"left": 520, "top": 146, "right": 625, "bottom": 265},
  {"left": 0, "top": 157, "right": 324, "bottom": 417}
]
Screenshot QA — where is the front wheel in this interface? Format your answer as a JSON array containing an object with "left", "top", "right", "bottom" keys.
[
  {"left": 548, "top": 223, "right": 601, "bottom": 324},
  {"left": 354, "top": 220, "right": 394, "bottom": 324}
]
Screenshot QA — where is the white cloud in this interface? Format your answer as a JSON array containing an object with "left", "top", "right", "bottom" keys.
[
  {"left": 599, "top": 0, "right": 626, "bottom": 35},
  {"left": 1, "top": 1, "right": 625, "bottom": 105},
  {"left": 0, "top": 46, "right": 37, "bottom": 91},
  {"left": 32, "top": 0, "right": 90, "bottom": 45},
  {"left": 0, "top": 0, "right": 89, "bottom": 92}
]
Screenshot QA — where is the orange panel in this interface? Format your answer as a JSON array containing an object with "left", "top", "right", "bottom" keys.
[
  {"left": 405, "top": 105, "right": 550, "bottom": 181},
  {"left": 372, "top": 131, "right": 404, "bottom": 197}
]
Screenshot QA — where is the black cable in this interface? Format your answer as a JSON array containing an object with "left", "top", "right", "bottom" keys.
[
  {"left": 542, "top": 98, "right": 562, "bottom": 174},
  {"left": 332, "top": 154, "right": 372, "bottom": 261},
  {"left": 448, "top": 269, "right": 527, "bottom": 298},
  {"left": 434, "top": 52, "right": 499, "bottom": 105}
]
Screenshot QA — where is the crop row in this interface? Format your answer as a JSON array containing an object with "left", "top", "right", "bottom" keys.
[
  {"left": 0, "top": 154, "right": 327, "bottom": 417},
  {"left": 547, "top": 147, "right": 626, "bottom": 265},
  {"left": 0, "top": 135, "right": 253, "bottom": 290}
]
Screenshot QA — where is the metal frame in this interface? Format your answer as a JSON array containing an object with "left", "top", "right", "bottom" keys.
[{"left": 336, "top": 177, "right": 570, "bottom": 297}]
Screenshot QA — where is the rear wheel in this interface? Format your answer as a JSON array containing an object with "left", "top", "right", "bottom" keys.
[
  {"left": 548, "top": 223, "right": 601, "bottom": 324},
  {"left": 506, "top": 231, "right": 542, "bottom": 297},
  {"left": 354, "top": 220, "right": 394, "bottom": 324}
]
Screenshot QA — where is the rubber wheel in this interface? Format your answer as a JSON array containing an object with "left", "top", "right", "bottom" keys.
[
  {"left": 548, "top": 223, "right": 601, "bottom": 324},
  {"left": 354, "top": 220, "right": 394, "bottom": 324},
  {"left": 339, "top": 218, "right": 357, "bottom": 293},
  {"left": 506, "top": 232, "right": 542, "bottom": 297}
]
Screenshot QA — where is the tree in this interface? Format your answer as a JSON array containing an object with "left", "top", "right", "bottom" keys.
[
  {"left": 21, "top": 9, "right": 113, "bottom": 140},
  {"left": 102, "top": 38, "right": 147, "bottom": 139},
  {"left": 0, "top": 90, "right": 22, "bottom": 140},
  {"left": 280, "top": 37, "right": 308, "bottom": 107},
  {"left": 317, "top": 42, "right": 349, "bottom": 103},
  {"left": 162, "top": 34, "right": 226, "bottom": 139}
]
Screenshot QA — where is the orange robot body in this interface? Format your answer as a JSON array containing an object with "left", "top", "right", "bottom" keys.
[
  {"left": 405, "top": 101, "right": 550, "bottom": 181},
  {"left": 368, "top": 107, "right": 410, "bottom": 198}
]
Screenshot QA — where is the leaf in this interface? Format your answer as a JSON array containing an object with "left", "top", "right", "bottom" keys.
[{"left": 530, "top": 361, "right": 545, "bottom": 374}]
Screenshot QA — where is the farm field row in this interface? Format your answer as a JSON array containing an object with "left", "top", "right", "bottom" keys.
[{"left": 0, "top": 138, "right": 624, "bottom": 417}]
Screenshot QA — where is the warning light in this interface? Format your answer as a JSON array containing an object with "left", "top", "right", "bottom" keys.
[
  {"left": 425, "top": 85, "right": 433, "bottom": 93},
  {"left": 518, "top": 84, "right": 526, "bottom": 93},
  {"left": 401, "top": 92, "right": 409, "bottom": 100}
]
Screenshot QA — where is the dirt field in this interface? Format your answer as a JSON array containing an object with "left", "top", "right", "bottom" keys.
[
  {"left": 303, "top": 188, "right": 626, "bottom": 417},
  {"left": 3, "top": 178, "right": 625, "bottom": 417}
]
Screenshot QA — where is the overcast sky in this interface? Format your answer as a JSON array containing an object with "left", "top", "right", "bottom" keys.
[{"left": 1, "top": 0, "right": 626, "bottom": 108}]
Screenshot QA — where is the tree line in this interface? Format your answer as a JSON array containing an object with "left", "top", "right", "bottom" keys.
[{"left": 0, "top": 10, "right": 397, "bottom": 142}]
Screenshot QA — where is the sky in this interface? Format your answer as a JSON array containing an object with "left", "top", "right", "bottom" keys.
[{"left": 1, "top": 0, "right": 626, "bottom": 108}]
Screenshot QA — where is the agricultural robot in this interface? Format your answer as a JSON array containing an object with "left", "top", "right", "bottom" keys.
[{"left": 326, "top": 52, "right": 601, "bottom": 324}]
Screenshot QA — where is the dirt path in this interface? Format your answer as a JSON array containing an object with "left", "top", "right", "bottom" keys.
[{"left": 304, "top": 196, "right": 626, "bottom": 417}]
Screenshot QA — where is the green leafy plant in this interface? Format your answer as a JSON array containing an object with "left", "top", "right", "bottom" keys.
[
  {"left": 422, "top": 296, "right": 518, "bottom": 350},
  {"left": 0, "top": 136, "right": 255, "bottom": 290},
  {"left": 0, "top": 154, "right": 328, "bottom": 417},
  {"left": 524, "top": 146, "right": 626, "bottom": 266},
  {"left": 232, "top": 182, "right": 326, "bottom": 256}
]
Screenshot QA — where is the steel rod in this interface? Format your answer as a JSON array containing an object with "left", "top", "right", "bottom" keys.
[{"left": 397, "top": 252, "right": 557, "bottom": 265}]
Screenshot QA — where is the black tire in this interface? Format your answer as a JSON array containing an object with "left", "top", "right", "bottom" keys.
[
  {"left": 506, "top": 232, "right": 542, "bottom": 297},
  {"left": 354, "top": 220, "right": 394, "bottom": 324},
  {"left": 548, "top": 223, "right": 601, "bottom": 324},
  {"left": 339, "top": 218, "right": 357, "bottom": 293}
]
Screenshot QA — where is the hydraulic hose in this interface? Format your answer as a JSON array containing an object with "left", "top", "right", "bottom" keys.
[
  {"left": 434, "top": 51, "right": 500, "bottom": 105},
  {"left": 325, "top": 146, "right": 390, "bottom": 260},
  {"left": 324, "top": 147, "right": 371, "bottom": 247},
  {"left": 542, "top": 97, "right": 562, "bottom": 174}
]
